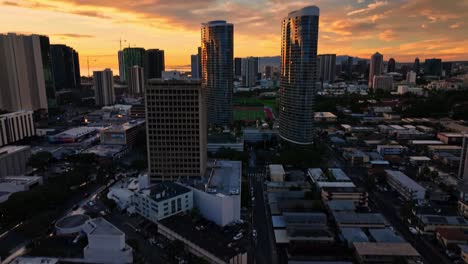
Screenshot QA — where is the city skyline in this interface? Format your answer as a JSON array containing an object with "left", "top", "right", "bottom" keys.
[{"left": 1, "top": 0, "right": 467, "bottom": 74}]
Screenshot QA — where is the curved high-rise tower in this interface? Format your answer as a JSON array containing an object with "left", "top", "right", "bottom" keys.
[
  {"left": 201, "top": 20, "right": 234, "bottom": 127},
  {"left": 279, "top": 6, "right": 320, "bottom": 145}
]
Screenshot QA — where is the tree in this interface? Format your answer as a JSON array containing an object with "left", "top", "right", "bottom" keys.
[{"left": 28, "top": 151, "right": 54, "bottom": 170}]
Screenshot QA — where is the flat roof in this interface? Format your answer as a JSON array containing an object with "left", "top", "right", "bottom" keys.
[
  {"left": 274, "top": 229, "right": 290, "bottom": 243},
  {"left": 55, "top": 214, "right": 90, "bottom": 229},
  {"left": 385, "top": 170, "right": 426, "bottom": 193},
  {"left": 84, "top": 217, "right": 123, "bottom": 236},
  {"left": 314, "top": 112, "right": 337, "bottom": 118},
  {"left": 409, "top": 156, "right": 431, "bottom": 161},
  {"left": 140, "top": 182, "right": 191, "bottom": 202},
  {"left": 269, "top": 164, "right": 285, "bottom": 175},
  {"left": 159, "top": 213, "right": 248, "bottom": 260},
  {"left": 103, "top": 119, "right": 145, "bottom": 132},
  {"left": 333, "top": 212, "right": 387, "bottom": 225},
  {"left": 50, "top": 127, "right": 98, "bottom": 138},
  {"left": 341, "top": 228, "right": 369, "bottom": 243},
  {"left": 409, "top": 140, "right": 444, "bottom": 145},
  {"left": 438, "top": 132, "right": 464, "bottom": 137},
  {"left": 428, "top": 145, "right": 462, "bottom": 150},
  {"left": 369, "top": 228, "right": 404, "bottom": 243},
  {"left": 419, "top": 214, "right": 468, "bottom": 226},
  {"left": 327, "top": 200, "right": 356, "bottom": 211},
  {"left": 272, "top": 215, "right": 286, "bottom": 228},
  {"left": 84, "top": 144, "right": 125, "bottom": 157},
  {"left": 353, "top": 242, "right": 420, "bottom": 257},
  {"left": 0, "top": 145, "right": 30, "bottom": 156},
  {"left": 317, "top": 182, "right": 356, "bottom": 188},
  {"left": 329, "top": 168, "right": 351, "bottom": 181}
]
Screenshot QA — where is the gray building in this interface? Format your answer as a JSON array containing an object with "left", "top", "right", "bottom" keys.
[
  {"left": 241, "top": 57, "right": 258, "bottom": 87},
  {"left": 190, "top": 47, "right": 201, "bottom": 79},
  {"left": 318, "top": 54, "right": 336, "bottom": 83},
  {"left": 459, "top": 135, "right": 468, "bottom": 181},
  {"left": 368, "top": 52, "right": 383, "bottom": 89},
  {"left": 144, "top": 49, "right": 165, "bottom": 80},
  {"left": 145, "top": 80, "right": 207, "bottom": 182},
  {"left": 0, "top": 111, "right": 35, "bottom": 147},
  {"left": 279, "top": 6, "right": 320, "bottom": 145},
  {"left": 201, "top": 20, "right": 234, "bottom": 126},
  {"left": 0, "top": 145, "right": 31, "bottom": 178},
  {"left": 93, "top": 69, "right": 115, "bottom": 106},
  {"left": 128, "top": 65, "right": 144, "bottom": 95},
  {"left": 0, "top": 33, "right": 55, "bottom": 111}
]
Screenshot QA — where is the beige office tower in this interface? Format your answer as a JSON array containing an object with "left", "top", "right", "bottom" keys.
[
  {"left": 0, "top": 33, "right": 50, "bottom": 112},
  {"left": 145, "top": 80, "right": 207, "bottom": 182}
]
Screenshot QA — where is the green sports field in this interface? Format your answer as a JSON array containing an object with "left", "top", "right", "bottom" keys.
[{"left": 233, "top": 109, "right": 265, "bottom": 121}]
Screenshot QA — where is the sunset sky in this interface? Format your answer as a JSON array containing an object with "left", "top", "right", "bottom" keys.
[{"left": 2, "top": 0, "right": 467, "bottom": 75}]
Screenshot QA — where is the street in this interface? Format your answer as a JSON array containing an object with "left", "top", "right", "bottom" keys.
[{"left": 248, "top": 149, "right": 278, "bottom": 264}]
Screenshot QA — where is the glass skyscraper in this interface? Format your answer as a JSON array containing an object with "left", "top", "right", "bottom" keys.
[
  {"left": 122, "top": 47, "right": 145, "bottom": 82},
  {"left": 145, "top": 49, "right": 165, "bottom": 79},
  {"left": 201, "top": 20, "right": 233, "bottom": 127},
  {"left": 279, "top": 6, "right": 320, "bottom": 145}
]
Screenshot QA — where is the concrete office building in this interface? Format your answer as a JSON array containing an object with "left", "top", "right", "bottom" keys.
[
  {"left": 133, "top": 182, "right": 193, "bottom": 222},
  {"left": 0, "top": 111, "right": 35, "bottom": 147},
  {"left": 50, "top": 44, "right": 80, "bottom": 90},
  {"left": 368, "top": 52, "right": 383, "bottom": 89},
  {"left": 128, "top": 65, "right": 144, "bottom": 95},
  {"left": 121, "top": 47, "right": 145, "bottom": 82},
  {"left": 373, "top": 75, "right": 394, "bottom": 91},
  {"left": 459, "top": 135, "right": 468, "bottom": 181},
  {"left": 241, "top": 57, "right": 258, "bottom": 87},
  {"left": 93, "top": 69, "right": 115, "bottom": 106},
  {"left": 385, "top": 170, "right": 426, "bottom": 201},
  {"left": 100, "top": 119, "right": 145, "bottom": 147},
  {"left": 0, "top": 145, "right": 31, "bottom": 177},
  {"left": 318, "top": 54, "right": 336, "bottom": 83},
  {"left": 191, "top": 47, "right": 201, "bottom": 79},
  {"left": 145, "top": 49, "right": 165, "bottom": 79},
  {"left": 201, "top": 20, "right": 234, "bottom": 126},
  {"left": 279, "top": 6, "right": 320, "bottom": 145},
  {"left": 145, "top": 80, "right": 207, "bottom": 181},
  {"left": 0, "top": 33, "right": 55, "bottom": 111}
]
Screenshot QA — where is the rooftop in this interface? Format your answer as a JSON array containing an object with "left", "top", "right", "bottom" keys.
[
  {"left": 50, "top": 127, "right": 98, "bottom": 139},
  {"left": 0, "top": 145, "right": 30, "bottom": 156},
  {"left": 84, "top": 144, "right": 126, "bottom": 158},
  {"left": 368, "top": 228, "right": 404, "bottom": 243},
  {"left": 55, "top": 214, "right": 91, "bottom": 229},
  {"left": 385, "top": 170, "right": 426, "bottom": 193},
  {"left": 419, "top": 214, "right": 468, "bottom": 226},
  {"left": 333, "top": 212, "right": 388, "bottom": 226},
  {"left": 159, "top": 213, "right": 248, "bottom": 261},
  {"left": 353, "top": 242, "right": 420, "bottom": 257},
  {"left": 140, "top": 181, "right": 191, "bottom": 202},
  {"left": 83, "top": 217, "right": 124, "bottom": 236},
  {"left": 103, "top": 119, "right": 145, "bottom": 132},
  {"left": 436, "top": 228, "right": 468, "bottom": 241}
]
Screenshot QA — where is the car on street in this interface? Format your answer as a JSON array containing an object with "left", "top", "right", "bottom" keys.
[
  {"left": 252, "top": 229, "right": 257, "bottom": 238},
  {"left": 233, "top": 233, "right": 243, "bottom": 240},
  {"left": 409, "top": 226, "right": 418, "bottom": 235}
]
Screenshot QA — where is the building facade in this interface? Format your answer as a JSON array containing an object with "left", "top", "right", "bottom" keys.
[
  {"left": 279, "top": 6, "right": 320, "bottom": 145},
  {"left": 0, "top": 33, "right": 55, "bottom": 111},
  {"left": 373, "top": 75, "right": 394, "bottom": 91},
  {"left": 368, "top": 52, "right": 383, "bottom": 89},
  {"left": 128, "top": 65, "right": 144, "bottom": 95},
  {"left": 145, "top": 49, "right": 165, "bottom": 79},
  {"left": 93, "top": 69, "right": 115, "bottom": 106},
  {"left": 50, "top": 44, "right": 80, "bottom": 90},
  {"left": 0, "top": 145, "right": 31, "bottom": 178},
  {"left": 387, "top": 58, "right": 396, "bottom": 73},
  {"left": 201, "top": 20, "right": 234, "bottom": 126},
  {"left": 191, "top": 54, "right": 200, "bottom": 79},
  {"left": 0, "top": 111, "right": 35, "bottom": 147},
  {"left": 241, "top": 57, "right": 258, "bottom": 87},
  {"left": 424, "top": 58, "right": 442, "bottom": 76},
  {"left": 145, "top": 80, "right": 207, "bottom": 181},
  {"left": 318, "top": 54, "right": 336, "bottom": 83}
]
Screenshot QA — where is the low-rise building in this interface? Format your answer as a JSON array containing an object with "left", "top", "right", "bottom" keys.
[
  {"left": 100, "top": 119, "right": 145, "bottom": 147},
  {"left": 332, "top": 212, "right": 388, "bottom": 228},
  {"left": 437, "top": 132, "right": 464, "bottom": 145},
  {"left": 353, "top": 242, "right": 421, "bottom": 264},
  {"left": 385, "top": 170, "right": 426, "bottom": 201},
  {"left": 133, "top": 181, "right": 193, "bottom": 222},
  {"left": 0, "top": 145, "right": 31, "bottom": 178},
  {"left": 0, "top": 111, "right": 35, "bottom": 147},
  {"left": 416, "top": 214, "right": 468, "bottom": 233},
  {"left": 436, "top": 228, "right": 468, "bottom": 250},
  {"left": 428, "top": 145, "right": 462, "bottom": 155},
  {"left": 243, "top": 128, "right": 278, "bottom": 143},
  {"left": 314, "top": 112, "right": 337, "bottom": 122},
  {"left": 0, "top": 175, "right": 43, "bottom": 203},
  {"left": 268, "top": 164, "right": 285, "bottom": 182},
  {"left": 48, "top": 127, "right": 99, "bottom": 144},
  {"left": 376, "top": 145, "right": 407, "bottom": 156}
]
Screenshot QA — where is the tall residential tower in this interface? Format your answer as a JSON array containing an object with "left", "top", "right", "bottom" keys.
[
  {"left": 279, "top": 6, "right": 320, "bottom": 145},
  {"left": 368, "top": 52, "right": 383, "bottom": 89},
  {"left": 201, "top": 20, "right": 234, "bottom": 127},
  {"left": 93, "top": 69, "right": 114, "bottom": 106}
]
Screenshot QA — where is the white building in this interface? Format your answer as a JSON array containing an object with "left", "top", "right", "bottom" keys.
[
  {"left": 133, "top": 181, "right": 193, "bottom": 222},
  {"left": 0, "top": 145, "right": 31, "bottom": 178},
  {"left": 268, "top": 164, "right": 285, "bottom": 182},
  {"left": 385, "top": 170, "right": 426, "bottom": 201},
  {"left": 0, "top": 111, "right": 35, "bottom": 147},
  {"left": 82, "top": 217, "right": 133, "bottom": 263},
  {"left": 241, "top": 57, "right": 258, "bottom": 87},
  {"left": 184, "top": 160, "right": 242, "bottom": 226},
  {"left": 93, "top": 69, "right": 115, "bottom": 106},
  {"left": 0, "top": 175, "right": 43, "bottom": 203},
  {"left": 397, "top": 85, "right": 424, "bottom": 96}
]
